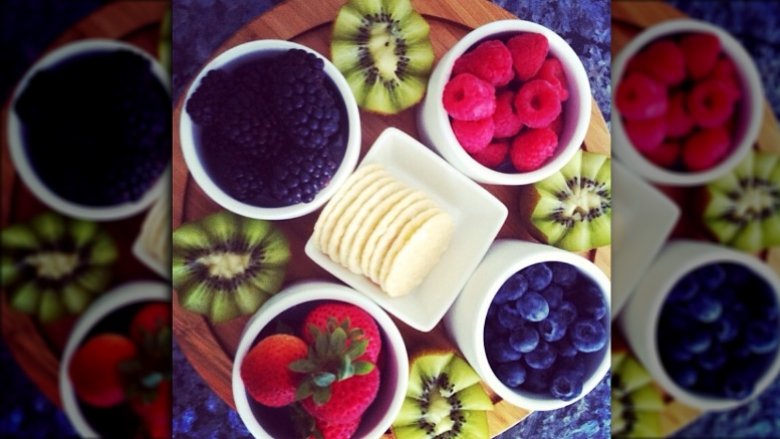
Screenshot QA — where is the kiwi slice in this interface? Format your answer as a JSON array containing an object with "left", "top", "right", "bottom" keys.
[
  {"left": 703, "top": 150, "right": 780, "bottom": 252},
  {"left": 524, "top": 149, "right": 611, "bottom": 252},
  {"left": 392, "top": 351, "right": 493, "bottom": 439},
  {"left": 611, "top": 350, "right": 664, "bottom": 438},
  {"left": 1, "top": 212, "right": 117, "bottom": 322},
  {"left": 172, "top": 211, "right": 290, "bottom": 323},
  {"left": 331, "top": 0, "right": 434, "bottom": 114}
]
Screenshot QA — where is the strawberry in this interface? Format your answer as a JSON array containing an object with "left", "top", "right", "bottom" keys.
[
  {"left": 301, "top": 303, "right": 381, "bottom": 363},
  {"left": 308, "top": 418, "right": 360, "bottom": 439},
  {"left": 241, "top": 334, "right": 308, "bottom": 407},
  {"left": 301, "top": 367, "right": 380, "bottom": 423},
  {"left": 69, "top": 333, "right": 138, "bottom": 407},
  {"left": 130, "top": 302, "right": 170, "bottom": 345},
  {"left": 130, "top": 379, "right": 171, "bottom": 438}
]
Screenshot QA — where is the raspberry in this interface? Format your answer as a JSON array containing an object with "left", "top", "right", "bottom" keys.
[
  {"left": 547, "top": 114, "right": 564, "bottom": 137},
  {"left": 514, "top": 79, "right": 561, "bottom": 129},
  {"left": 666, "top": 92, "right": 693, "bottom": 138},
  {"left": 493, "top": 91, "right": 523, "bottom": 138},
  {"left": 644, "top": 141, "right": 681, "bottom": 168},
  {"left": 452, "top": 117, "right": 495, "bottom": 154},
  {"left": 687, "top": 79, "right": 737, "bottom": 128},
  {"left": 534, "top": 57, "right": 569, "bottom": 101},
  {"left": 680, "top": 33, "right": 721, "bottom": 79},
  {"left": 624, "top": 116, "right": 666, "bottom": 153},
  {"left": 616, "top": 73, "right": 668, "bottom": 121},
  {"left": 471, "top": 141, "right": 509, "bottom": 168},
  {"left": 507, "top": 33, "right": 549, "bottom": 81},
  {"left": 638, "top": 39, "right": 686, "bottom": 85},
  {"left": 453, "top": 40, "right": 514, "bottom": 87},
  {"left": 510, "top": 128, "right": 558, "bottom": 172},
  {"left": 683, "top": 126, "right": 730, "bottom": 171},
  {"left": 442, "top": 73, "right": 496, "bottom": 121},
  {"left": 709, "top": 56, "right": 742, "bottom": 100}
]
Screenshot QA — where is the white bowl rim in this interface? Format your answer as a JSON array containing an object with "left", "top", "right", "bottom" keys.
[
  {"left": 426, "top": 19, "right": 592, "bottom": 185},
  {"left": 612, "top": 18, "right": 764, "bottom": 186},
  {"left": 7, "top": 38, "right": 170, "bottom": 221},
  {"left": 232, "top": 281, "right": 409, "bottom": 439},
  {"left": 59, "top": 281, "right": 170, "bottom": 437},
  {"left": 470, "top": 240, "right": 611, "bottom": 411},
  {"left": 179, "top": 39, "right": 361, "bottom": 220}
]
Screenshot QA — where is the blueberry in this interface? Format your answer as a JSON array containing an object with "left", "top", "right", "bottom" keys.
[
  {"left": 522, "top": 367, "right": 551, "bottom": 394},
  {"left": 577, "top": 283, "right": 608, "bottom": 320},
  {"left": 724, "top": 263, "right": 752, "bottom": 286},
  {"left": 658, "top": 306, "right": 691, "bottom": 332},
  {"left": 714, "top": 312, "right": 740, "bottom": 343},
  {"left": 515, "top": 292, "right": 549, "bottom": 322},
  {"left": 522, "top": 263, "right": 553, "bottom": 290},
  {"left": 660, "top": 339, "right": 694, "bottom": 362},
  {"left": 681, "top": 328, "right": 712, "bottom": 354},
  {"left": 550, "top": 371, "right": 583, "bottom": 401},
  {"left": 688, "top": 293, "right": 722, "bottom": 323},
  {"left": 570, "top": 319, "right": 607, "bottom": 353},
  {"left": 509, "top": 325, "right": 540, "bottom": 353},
  {"left": 557, "top": 301, "right": 578, "bottom": 325},
  {"left": 695, "top": 264, "right": 726, "bottom": 290},
  {"left": 498, "top": 305, "right": 522, "bottom": 330},
  {"left": 549, "top": 262, "right": 578, "bottom": 287},
  {"left": 555, "top": 356, "right": 587, "bottom": 380},
  {"left": 494, "top": 273, "right": 529, "bottom": 304},
  {"left": 723, "top": 374, "right": 753, "bottom": 399},
  {"left": 553, "top": 338, "right": 578, "bottom": 357},
  {"left": 667, "top": 274, "right": 700, "bottom": 302},
  {"left": 495, "top": 362, "right": 527, "bottom": 388},
  {"left": 539, "top": 312, "right": 568, "bottom": 342},
  {"left": 698, "top": 344, "right": 726, "bottom": 371},
  {"left": 669, "top": 363, "right": 698, "bottom": 388},
  {"left": 540, "top": 285, "right": 564, "bottom": 308},
  {"left": 746, "top": 321, "right": 779, "bottom": 354},
  {"left": 487, "top": 338, "right": 522, "bottom": 363},
  {"left": 524, "top": 341, "right": 557, "bottom": 370}
]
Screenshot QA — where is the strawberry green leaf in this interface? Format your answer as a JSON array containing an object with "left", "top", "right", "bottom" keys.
[
  {"left": 289, "top": 359, "right": 317, "bottom": 374},
  {"left": 330, "top": 327, "right": 347, "bottom": 353},
  {"left": 338, "top": 355, "right": 354, "bottom": 380},
  {"left": 296, "top": 380, "right": 314, "bottom": 401},
  {"left": 346, "top": 338, "right": 367, "bottom": 359},
  {"left": 312, "top": 372, "right": 336, "bottom": 388},
  {"left": 353, "top": 360, "right": 375, "bottom": 375},
  {"left": 313, "top": 386, "right": 331, "bottom": 405}
]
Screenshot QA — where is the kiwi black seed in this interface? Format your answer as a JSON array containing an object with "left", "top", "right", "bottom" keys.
[{"left": 611, "top": 350, "right": 664, "bottom": 438}]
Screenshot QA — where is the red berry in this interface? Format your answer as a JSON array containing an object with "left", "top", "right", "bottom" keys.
[
  {"left": 624, "top": 116, "right": 666, "bottom": 153},
  {"left": 240, "top": 334, "right": 308, "bottom": 407},
  {"left": 308, "top": 418, "right": 361, "bottom": 439},
  {"left": 616, "top": 73, "right": 668, "bottom": 120},
  {"left": 302, "top": 367, "right": 380, "bottom": 423},
  {"left": 644, "top": 141, "right": 681, "bottom": 168},
  {"left": 709, "top": 56, "right": 742, "bottom": 100},
  {"left": 471, "top": 141, "right": 509, "bottom": 168},
  {"left": 683, "top": 126, "right": 731, "bottom": 171},
  {"left": 547, "top": 114, "right": 564, "bottom": 137},
  {"left": 129, "top": 302, "right": 170, "bottom": 345},
  {"left": 507, "top": 33, "right": 549, "bottom": 81},
  {"left": 69, "top": 334, "right": 138, "bottom": 408},
  {"left": 639, "top": 39, "right": 686, "bottom": 85},
  {"left": 453, "top": 40, "right": 514, "bottom": 87},
  {"left": 493, "top": 91, "right": 523, "bottom": 138},
  {"left": 452, "top": 117, "right": 494, "bottom": 154},
  {"left": 514, "top": 79, "right": 562, "bottom": 128},
  {"left": 534, "top": 57, "right": 569, "bottom": 101},
  {"left": 680, "top": 33, "right": 721, "bottom": 79},
  {"left": 687, "top": 79, "right": 737, "bottom": 128},
  {"left": 666, "top": 92, "right": 694, "bottom": 138},
  {"left": 302, "top": 303, "right": 382, "bottom": 363},
  {"left": 442, "top": 73, "right": 496, "bottom": 121},
  {"left": 510, "top": 127, "right": 558, "bottom": 172}
]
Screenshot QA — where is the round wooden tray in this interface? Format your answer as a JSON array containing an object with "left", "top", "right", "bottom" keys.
[
  {"left": 0, "top": 1, "right": 169, "bottom": 407},
  {"left": 612, "top": 1, "right": 780, "bottom": 435},
  {"left": 171, "top": 0, "right": 611, "bottom": 436}
]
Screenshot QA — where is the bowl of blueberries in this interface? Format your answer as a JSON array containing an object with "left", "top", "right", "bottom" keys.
[
  {"left": 445, "top": 240, "right": 610, "bottom": 411},
  {"left": 620, "top": 240, "right": 780, "bottom": 410},
  {"left": 180, "top": 40, "right": 361, "bottom": 220}
]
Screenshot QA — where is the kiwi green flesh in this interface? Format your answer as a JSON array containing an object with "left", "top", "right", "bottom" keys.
[{"left": 612, "top": 354, "right": 664, "bottom": 438}]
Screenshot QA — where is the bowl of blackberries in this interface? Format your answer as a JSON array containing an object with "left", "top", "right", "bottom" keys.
[
  {"left": 620, "top": 240, "right": 780, "bottom": 410},
  {"left": 180, "top": 40, "right": 361, "bottom": 220},
  {"left": 8, "top": 39, "right": 170, "bottom": 220},
  {"left": 445, "top": 240, "right": 610, "bottom": 411}
]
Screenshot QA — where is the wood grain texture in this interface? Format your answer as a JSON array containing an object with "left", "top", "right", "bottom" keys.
[
  {"left": 1, "top": 1, "right": 167, "bottom": 408},
  {"left": 612, "top": 1, "right": 780, "bottom": 435},
  {"left": 171, "top": 0, "right": 611, "bottom": 436}
]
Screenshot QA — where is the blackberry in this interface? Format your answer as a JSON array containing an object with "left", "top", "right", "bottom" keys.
[
  {"left": 230, "top": 168, "right": 268, "bottom": 204},
  {"left": 187, "top": 70, "right": 233, "bottom": 127},
  {"left": 271, "top": 147, "right": 338, "bottom": 205}
]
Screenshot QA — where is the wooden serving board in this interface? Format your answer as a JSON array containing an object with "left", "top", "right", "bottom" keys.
[
  {"left": 612, "top": 1, "right": 780, "bottom": 436},
  {"left": 171, "top": 0, "right": 611, "bottom": 436},
  {"left": 0, "top": 1, "right": 169, "bottom": 407}
]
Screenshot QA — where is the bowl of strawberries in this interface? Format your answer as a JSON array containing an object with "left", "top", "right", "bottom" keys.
[
  {"left": 613, "top": 19, "right": 763, "bottom": 186},
  {"left": 418, "top": 19, "right": 591, "bottom": 185},
  {"left": 232, "top": 281, "right": 408, "bottom": 439},
  {"left": 60, "top": 281, "right": 171, "bottom": 438}
]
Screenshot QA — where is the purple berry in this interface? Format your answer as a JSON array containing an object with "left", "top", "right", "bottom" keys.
[
  {"left": 522, "top": 367, "right": 551, "bottom": 394},
  {"left": 746, "top": 321, "right": 779, "bottom": 354},
  {"left": 494, "top": 273, "right": 529, "bottom": 304},
  {"left": 570, "top": 319, "right": 607, "bottom": 353},
  {"left": 698, "top": 344, "right": 726, "bottom": 371},
  {"left": 682, "top": 328, "right": 712, "bottom": 354},
  {"left": 509, "top": 325, "right": 540, "bottom": 353},
  {"left": 695, "top": 263, "right": 726, "bottom": 290},
  {"left": 522, "top": 263, "right": 553, "bottom": 290},
  {"left": 539, "top": 311, "right": 568, "bottom": 342},
  {"left": 495, "top": 362, "right": 527, "bottom": 388},
  {"left": 553, "top": 338, "right": 578, "bottom": 357},
  {"left": 540, "top": 285, "right": 564, "bottom": 308},
  {"left": 516, "top": 291, "right": 549, "bottom": 322},
  {"left": 488, "top": 338, "right": 522, "bottom": 363},
  {"left": 670, "top": 363, "right": 698, "bottom": 388},
  {"left": 550, "top": 371, "right": 583, "bottom": 401},
  {"left": 723, "top": 374, "right": 753, "bottom": 399},
  {"left": 668, "top": 274, "right": 699, "bottom": 302},
  {"left": 549, "top": 262, "right": 578, "bottom": 287},
  {"left": 524, "top": 341, "right": 557, "bottom": 370},
  {"left": 498, "top": 305, "right": 522, "bottom": 330},
  {"left": 688, "top": 293, "right": 722, "bottom": 323},
  {"left": 556, "top": 301, "right": 578, "bottom": 325},
  {"left": 576, "top": 283, "right": 608, "bottom": 320}
]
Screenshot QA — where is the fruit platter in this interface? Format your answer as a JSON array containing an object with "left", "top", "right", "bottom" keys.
[
  {"left": 0, "top": 1, "right": 171, "bottom": 435},
  {"left": 611, "top": 2, "right": 780, "bottom": 437},
  {"left": 172, "top": 0, "right": 611, "bottom": 437}
]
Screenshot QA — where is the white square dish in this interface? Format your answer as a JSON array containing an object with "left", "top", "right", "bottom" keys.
[
  {"left": 305, "top": 127, "right": 508, "bottom": 332},
  {"left": 611, "top": 160, "right": 680, "bottom": 319}
]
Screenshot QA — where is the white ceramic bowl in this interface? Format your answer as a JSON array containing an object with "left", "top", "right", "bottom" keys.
[
  {"left": 418, "top": 20, "right": 591, "bottom": 185},
  {"left": 445, "top": 240, "right": 611, "bottom": 411},
  {"left": 7, "top": 39, "right": 170, "bottom": 221},
  {"left": 60, "top": 281, "right": 170, "bottom": 437},
  {"left": 180, "top": 40, "right": 361, "bottom": 220},
  {"left": 612, "top": 19, "right": 763, "bottom": 186},
  {"left": 619, "top": 240, "right": 780, "bottom": 411},
  {"left": 232, "top": 281, "right": 408, "bottom": 438}
]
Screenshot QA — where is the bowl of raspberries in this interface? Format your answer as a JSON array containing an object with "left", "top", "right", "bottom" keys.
[
  {"left": 232, "top": 281, "right": 408, "bottom": 438},
  {"left": 180, "top": 40, "right": 361, "bottom": 220},
  {"left": 613, "top": 19, "right": 763, "bottom": 186},
  {"left": 445, "top": 240, "right": 610, "bottom": 411},
  {"left": 418, "top": 20, "right": 591, "bottom": 185},
  {"left": 620, "top": 241, "right": 780, "bottom": 410}
]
